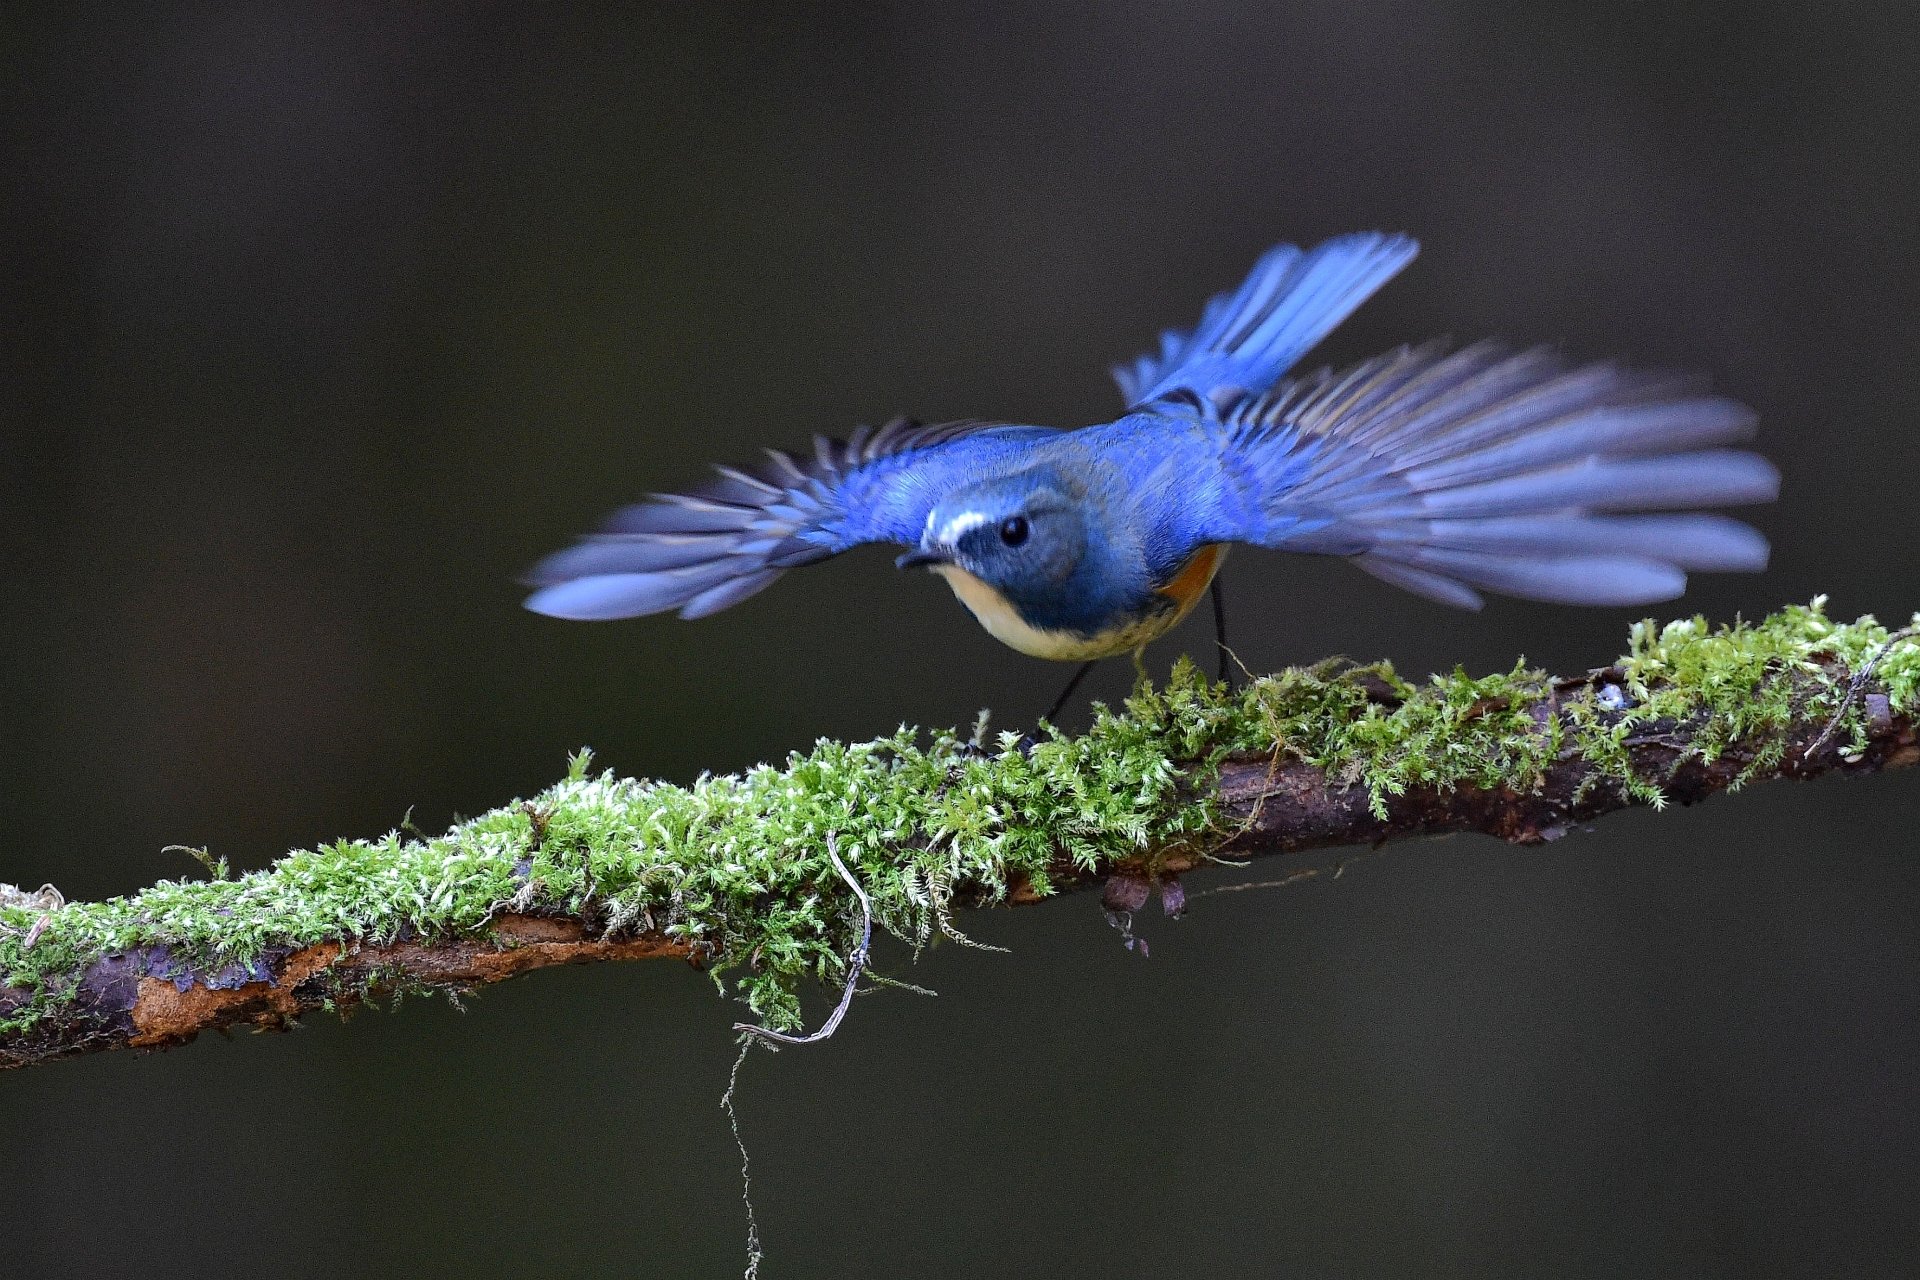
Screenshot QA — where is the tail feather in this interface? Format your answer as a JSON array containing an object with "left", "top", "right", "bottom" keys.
[
  {"left": 1231, "top": 343, "right": 1777, "bottom": 608},
  {"left": 1114, "top": 233, "right": 1419, "bottom": 408}
]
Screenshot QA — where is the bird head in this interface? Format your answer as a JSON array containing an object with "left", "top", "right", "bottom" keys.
[{"left": 896, "top": 468, "right": 1089, "bottom": 607}]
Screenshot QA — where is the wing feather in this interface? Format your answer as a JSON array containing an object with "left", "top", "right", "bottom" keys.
[
  {"left": 1216, "top": 343, "right": 1776, "bottom": 608},
  {"left": 524, "top": 418, "right": 1052, "bottom": 621}
]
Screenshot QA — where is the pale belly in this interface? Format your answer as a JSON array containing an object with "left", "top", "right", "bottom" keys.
[{"left": 932, "top": 545, "right": 1227, "bottom": 662}]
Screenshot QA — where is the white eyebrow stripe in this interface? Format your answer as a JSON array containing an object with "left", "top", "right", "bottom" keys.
[{"left": 935, "top": 511, "right": 989, "bottom": 546}]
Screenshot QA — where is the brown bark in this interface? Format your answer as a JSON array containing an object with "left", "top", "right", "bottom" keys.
[
  {"left": 3, "top": 665, "right": 1913, "bottom": 1071},
  {"left": 1006, "top": 669, "right": 1918, "bottom": 901},
  {"left": 0, "top": 914, "right": 695, "bottom": 1069}
]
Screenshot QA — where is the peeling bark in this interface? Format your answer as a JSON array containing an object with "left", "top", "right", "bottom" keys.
[
  {"left": 0, "top": 915, "right": 695, "bottom": 1068},
  {"left": 2, "top": 661, "right": 1913, "bottom": 1071}
]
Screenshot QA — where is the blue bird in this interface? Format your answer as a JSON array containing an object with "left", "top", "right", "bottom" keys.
[{"left": 526, "top": 234, "right": 1777, "bottom": 716}]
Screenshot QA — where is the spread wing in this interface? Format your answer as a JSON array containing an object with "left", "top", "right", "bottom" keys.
[
  {"left": 524, "top": 418, "right": 1054, "bottom": 620},
  {"left": 1213, "top": 341, "right": 1778, "bottom": 608},
  {"left": 1113, "top": 232, "right": 1419, "bottom": 410}
]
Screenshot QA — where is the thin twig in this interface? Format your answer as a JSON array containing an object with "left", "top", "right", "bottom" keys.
[
  {"left": 1809, "top": 625, "right": 1920, "bottom": 758},
  {"left": 1187, "top": 867, "right": 1322, "bottom": 899}
]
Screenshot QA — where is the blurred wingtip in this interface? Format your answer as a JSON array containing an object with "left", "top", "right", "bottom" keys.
[{"left": 524, "top": 576, "right": 657, "bottom": 621}]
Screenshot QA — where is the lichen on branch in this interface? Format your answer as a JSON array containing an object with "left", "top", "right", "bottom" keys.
[{"left": 2, "top": 598, "right": 1916, "bottom": 1070}]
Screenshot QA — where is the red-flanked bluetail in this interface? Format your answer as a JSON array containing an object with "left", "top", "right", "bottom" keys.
[{"left": 526, "top": 233, "right": 1776, "bottom": 676}]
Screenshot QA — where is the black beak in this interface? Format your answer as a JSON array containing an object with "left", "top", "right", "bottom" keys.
[{"left": 896, "top": 547, "right": 952, "bottom": 570}]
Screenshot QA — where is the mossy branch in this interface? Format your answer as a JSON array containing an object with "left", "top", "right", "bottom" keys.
[{"left": 4, "top": 600, "right": 1917, "bottom": 1071}]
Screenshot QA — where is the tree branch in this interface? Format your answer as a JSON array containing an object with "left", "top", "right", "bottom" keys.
[{"left": 3, "top": 600, "right": 1916, "bottom": 1070}]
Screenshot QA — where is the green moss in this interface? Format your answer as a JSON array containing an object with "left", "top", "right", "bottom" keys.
[
  {"left": 1232, "top": 658, "right": 1563, "bottom": 819},
  {"left": 1595, "top": 596, "right": 1920, "bottom": 801},
  {"left": 2, "top": 600, "right": 1913, "bottom": 1036}
]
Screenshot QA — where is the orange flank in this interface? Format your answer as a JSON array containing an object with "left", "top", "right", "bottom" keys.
[{"left": 1155, "top": 543, "right": 1228, "bottom": 620}]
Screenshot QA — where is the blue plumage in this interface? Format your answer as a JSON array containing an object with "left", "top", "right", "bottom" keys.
[
  {"left": 1114, "top": 233, "right": 1419, "bottom": 407},
  {"left": 526, "top": 233, "right": 1777, "bottom": 660}
]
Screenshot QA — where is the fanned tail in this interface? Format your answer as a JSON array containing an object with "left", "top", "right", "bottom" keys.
[{"left": 1114, "top": 232, "right": 1419, "bottom": 408}]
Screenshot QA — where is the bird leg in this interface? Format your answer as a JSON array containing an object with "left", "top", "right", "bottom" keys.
[
  {"left": 1211, "top": 574, "right": 1237, "bottom": 689},
  {"left": 1043, "top": 660, "right": 1099, "bottom": 724}
]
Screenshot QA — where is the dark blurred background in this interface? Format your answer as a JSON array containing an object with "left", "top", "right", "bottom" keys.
[{"left": 4, "top": 4, "right": 1918, "bottom": 1276}]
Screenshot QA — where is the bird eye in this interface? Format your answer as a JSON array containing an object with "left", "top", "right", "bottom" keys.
[{"left": 999, "top": 516, "right": 1030, "bottom": 547}]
